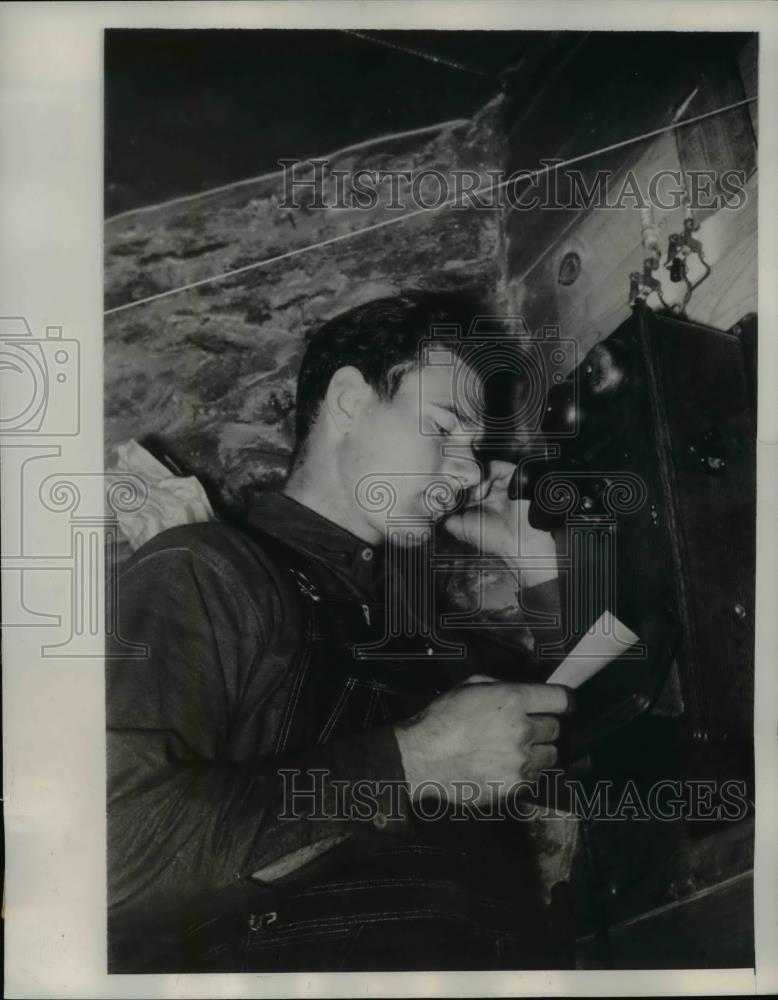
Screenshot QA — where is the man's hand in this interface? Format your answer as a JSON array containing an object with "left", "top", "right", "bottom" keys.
[
  {"left": 393, "top": 676, "right": 571, "bottom": 805},
  {"left": 442, "top": 460, "right": 558, "bottom": 587}
]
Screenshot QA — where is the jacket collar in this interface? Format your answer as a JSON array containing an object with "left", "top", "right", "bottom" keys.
[{"left": 245, "top": 490, "right": 383, "bottom": 596}]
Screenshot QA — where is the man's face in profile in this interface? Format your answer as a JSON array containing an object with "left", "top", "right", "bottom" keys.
[{"left": 343, "top": 358, "right": 486, "bottom": 544}]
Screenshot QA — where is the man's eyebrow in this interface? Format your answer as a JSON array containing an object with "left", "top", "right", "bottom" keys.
[
  {"left": 431, "top": 401, "right": 458, "bottom": 415},
  {"left": 430, "top": 400, "right": 479, "bottom": 428}
]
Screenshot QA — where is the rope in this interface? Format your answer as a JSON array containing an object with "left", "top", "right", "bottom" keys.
[{"left": 104, "top": 96, "right": 757, "bottom": 318}]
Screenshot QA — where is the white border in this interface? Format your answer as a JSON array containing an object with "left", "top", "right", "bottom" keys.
[{"left": 1, "top": 2, "right": 776, "bottom": 997}]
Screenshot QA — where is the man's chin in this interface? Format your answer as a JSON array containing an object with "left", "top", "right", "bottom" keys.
[{"left": 379, "top": 495, "right": 463, "bottom": 545}]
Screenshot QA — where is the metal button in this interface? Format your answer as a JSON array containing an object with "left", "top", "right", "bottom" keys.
[
  {"left": 361, "top": 547, "right": 374, "bottom": 562},
  {"left": 733, "top": 603, "right": 747, "bottom": 620},
  {"left": 373, "top": 811, "right": 388, "bottom": 830},
  {"left": 248, "top": 911, "right": 278, "bottom": 932}
]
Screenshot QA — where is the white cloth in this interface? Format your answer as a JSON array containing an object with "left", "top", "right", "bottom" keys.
[{"left": 114, "top": 440, "right": 215, "bottom": 551}]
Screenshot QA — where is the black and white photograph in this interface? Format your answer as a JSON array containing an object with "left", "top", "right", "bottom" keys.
[
  {"left": 2, "top": 3, "right": 777, "bottom": 997},
  {"left": 103, "top": 23, "right": 759, "bottom": 974}
]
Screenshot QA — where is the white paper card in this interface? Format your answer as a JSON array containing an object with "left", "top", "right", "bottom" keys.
[{"left": 545, "top": 610, "right": 641, "bottom": 688}]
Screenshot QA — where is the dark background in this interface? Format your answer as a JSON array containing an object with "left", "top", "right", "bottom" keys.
[{"left": 104, "top": 28, "right": 539, "bottom": 216}]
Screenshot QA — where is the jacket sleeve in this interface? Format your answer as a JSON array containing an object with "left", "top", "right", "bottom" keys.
[{"left": 106, "top": 531, "right": 411, "bottom": 929}]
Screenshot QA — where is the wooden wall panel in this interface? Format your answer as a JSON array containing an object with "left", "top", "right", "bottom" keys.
[
  {"left": 508, "top": 136, "right": 757, "bottom": 364},
  {"left": 503, "top": 32, "right": 758, "bottom": 357}
]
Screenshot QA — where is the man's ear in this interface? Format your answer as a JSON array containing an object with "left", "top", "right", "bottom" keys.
[{"left": 324, "top": 365, "right": 372, "bottom": 433}]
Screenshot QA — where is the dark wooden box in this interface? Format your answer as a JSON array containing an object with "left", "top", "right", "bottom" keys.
[{"left": 532, "top": 305, "right": 756, "bottom": 781}]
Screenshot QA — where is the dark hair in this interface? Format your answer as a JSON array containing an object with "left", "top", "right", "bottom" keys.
[{"left": 292, "top": 289, "right": 488, "bottom": 454}]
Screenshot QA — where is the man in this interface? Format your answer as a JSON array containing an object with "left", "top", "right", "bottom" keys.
[{"left": 107, "top": 290, "right": 571, "bottom": 973}]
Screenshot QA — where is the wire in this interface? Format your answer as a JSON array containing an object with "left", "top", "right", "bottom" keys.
[
  {"left": 339, "top": 30, "right": 494, "bottom": 79},
  {"left": 104, "top": 95, "right": 758, "bottom": 318}
]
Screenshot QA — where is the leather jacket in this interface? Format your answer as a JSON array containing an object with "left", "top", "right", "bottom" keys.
[{"left": 107, "top": 491, "right": 562, "bottom": 971}]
